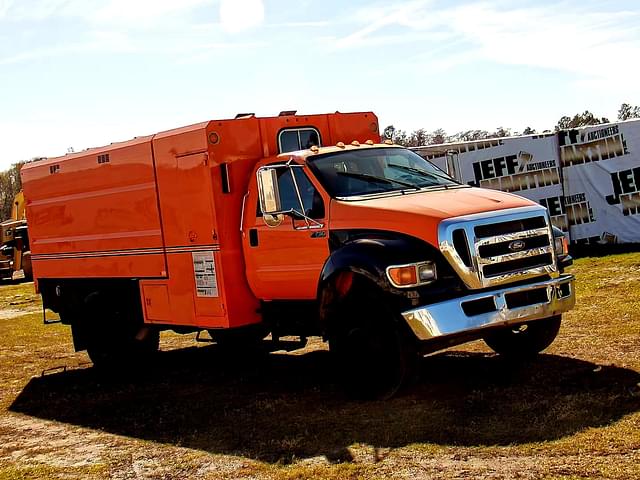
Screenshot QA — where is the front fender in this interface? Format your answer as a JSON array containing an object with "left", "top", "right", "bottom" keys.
[
  {"left": 319, "top": 235, "right": 437, "bottom": 296},
  {"left": 316, "top": 231, "right": 467, "bottom": 338}
]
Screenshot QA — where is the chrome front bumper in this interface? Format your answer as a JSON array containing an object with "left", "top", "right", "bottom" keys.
[{"left": 401, "top": 274, "right": 575, "bottom": 341}]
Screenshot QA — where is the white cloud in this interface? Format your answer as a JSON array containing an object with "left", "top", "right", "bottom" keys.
[
  {"left": 0, "top": 0, "right": 215, "bottom": 25},
  {"left": 92, "top": 0, "right": 213, "bottom": 25},
  {"left": 0, "top": 0, "right": 91, "bottom": 21},
  {"left": 0, "top": 0, "right": 267, "bottom": 65},
  {"left": 0, "top": 30, "right": 266, "bottom": 65},
  {"left": 219, "top": 0, "right": 264, "bottom": 33},
  {"left": 330, "top": 1, "right": 640, "bottom": 95},
  {"left": 266, "top": 21, "right": 329, "bottom": 28},
  {"left": 0, "top": 0, "right": 14, "bottom": 18},
  {"left": 331, "top": 0, "right": 433, "bottom": 49}
]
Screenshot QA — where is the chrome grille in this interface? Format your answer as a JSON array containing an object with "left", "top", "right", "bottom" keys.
[{"left": 439, "top": 206, "right": 557, "bottom": 289}]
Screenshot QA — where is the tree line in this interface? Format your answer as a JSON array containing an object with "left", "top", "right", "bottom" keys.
[
  {"left": 1, "top": 103, "right": 639, "bottom": 220},
  {"left": 384, "top": 102, "right": 640, "bottom": 147},
  {"left": 0, "top": 162, "right": 25, "bottom": 220}
]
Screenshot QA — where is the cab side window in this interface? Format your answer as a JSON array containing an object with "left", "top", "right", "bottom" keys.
[{"left": 257, "top": 167, "right": 325, "bottom": 219}]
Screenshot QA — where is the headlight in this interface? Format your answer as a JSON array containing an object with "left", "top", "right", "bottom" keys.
[
  {"left": 554, "top": 235, "right": 569, "bottom": 256},
  {"left": 386, "top": 261, "right": 437, "bottom": 288}
]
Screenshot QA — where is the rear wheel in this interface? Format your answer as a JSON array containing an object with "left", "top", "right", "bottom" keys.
[
  {"left": 483, "top": 315, "right": 561, "bottom": 359},
  {"left": 86, "top": 327, "right": 159, "bottom": 370},
  {"left": 80, "top": 291, "right": 159, "bottom": 370},
  {"left": 208, "top": 325, "right": 268, "bottom": 359},
  {"left": 328, "top": 280, "right": 417, "bottom": 399}
]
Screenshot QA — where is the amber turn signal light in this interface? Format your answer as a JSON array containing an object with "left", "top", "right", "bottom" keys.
[
  {"left": 387, "top": 266, "right": 418, "bottom": 287},
  {"left": 386, "top": 261, "right": 437, "bottom": 288}
]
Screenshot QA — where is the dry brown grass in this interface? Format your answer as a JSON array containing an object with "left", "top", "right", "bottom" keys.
[{"left": 0, "top": 253, "right": 639, "bottom": 479}]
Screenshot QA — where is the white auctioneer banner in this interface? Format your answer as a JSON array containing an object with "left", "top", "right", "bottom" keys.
[
  {"left": 414, "top": 119, "right": 640, "bottom": 244},
  {"left": 559, "top": 121, "right": 640, "bottom": 244}
]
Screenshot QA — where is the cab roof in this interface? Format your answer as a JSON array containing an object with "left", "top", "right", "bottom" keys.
[{"left": 279, "top": 141, "right": 401, "bottom": 162}]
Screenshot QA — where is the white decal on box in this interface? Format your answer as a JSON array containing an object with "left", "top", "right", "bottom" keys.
[{"left": 192, "top": 251, "right": 219, "bottom": 298}]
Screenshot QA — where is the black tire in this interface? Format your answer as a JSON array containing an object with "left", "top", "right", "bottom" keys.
[
  {"left": 87, "top": 328, "right": 160, "bottom": 370},
  {"left": 483, "top": 315, "right": 561, "bottom": 359},
  {"left": 81, "top": 292, "right": 159, "bottom": 370},
  {"left": 328, "top": 280, "right": 417, "bottom": 399},
  {"left": 208, "top": 326, "right": 268, "bottom": 360}
]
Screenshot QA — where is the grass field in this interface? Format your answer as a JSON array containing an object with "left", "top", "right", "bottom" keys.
[{"left": 0, "top": 253, "right": 639, "bottom": 479}]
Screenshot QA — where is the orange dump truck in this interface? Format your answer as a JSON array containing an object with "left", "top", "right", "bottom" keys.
[{"left": 21, "top": 111, "right": 575, "bottom": 397}]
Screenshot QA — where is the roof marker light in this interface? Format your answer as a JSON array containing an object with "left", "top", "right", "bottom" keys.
[
  {"left": 351, "top": 140, "right": 360, "bottom": 147},
  {"left": 384, "top": 139, "right": 394, "bottom": 145},
  {"left": 336, "top": 142, "right": 346, "bottom": 148},
  {"left": 365, "top": 140, "right": 374, "bottom": 145},
  {"left": 310, "top": 145, "right": 319, "bottom": 153}
]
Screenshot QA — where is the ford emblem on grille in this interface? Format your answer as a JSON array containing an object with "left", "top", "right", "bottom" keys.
[{"left": 509, "top": 240, "right": 526, "bottom": 252}]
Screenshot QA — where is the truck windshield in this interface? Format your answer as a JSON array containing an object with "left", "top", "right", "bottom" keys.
[{"left": 307, "top": 147, "right": 459, "bottom": 198}]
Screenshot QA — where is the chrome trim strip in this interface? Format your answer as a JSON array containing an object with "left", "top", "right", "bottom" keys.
[
  {"left": 438, "top": 205, "right": 557, "bottom": 289},
  {"left": 402, "top": 274, "right": 575, "bottom": 341},
  {"left": 477, "top": 245, "right": 552, "bottom": 265},
  {"left": 480, "top": 265, "right": 557, "bottom": 283},
  {"left": 475, "top": 227, "right": 550, "bottom": 247}
]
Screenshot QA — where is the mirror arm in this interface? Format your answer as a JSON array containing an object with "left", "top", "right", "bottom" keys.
[
  {"left": 290, "top": 213, "right": 324, "bottom": 229},
  {"left": 289, "top": 168, "right": 310, "bottom": 228}
]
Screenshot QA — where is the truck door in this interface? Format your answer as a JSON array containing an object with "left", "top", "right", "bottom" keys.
[{"left": 242, "top": 166, "right": 329, "bottom": 300}]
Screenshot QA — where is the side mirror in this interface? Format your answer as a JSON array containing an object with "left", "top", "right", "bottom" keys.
[{"left": 257, "top": 168, "right": 282, "bottom": 215}]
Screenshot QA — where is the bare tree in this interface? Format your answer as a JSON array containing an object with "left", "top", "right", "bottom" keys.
[
  {"left": 450, "top": 130, "right": 490, "bottom": 142},
  {"left": 430, "top": 128, "right": 447, "bottom": 144},
  {"left": 618, "top": 103, "right": 640, "bottom": 121},
  {"left": 0, "top": 162, "right": 25, "bottom": 219},
  {"left": 555, "top": 111, "right": 609, "bottom": 131}
]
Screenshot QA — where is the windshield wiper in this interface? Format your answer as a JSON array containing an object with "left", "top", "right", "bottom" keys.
[
  {"left": 336, "top": 171, "right": 419, "bottom": 190},
  {"left": 387, "top": 163, "right": 458, "bottom": 185}
]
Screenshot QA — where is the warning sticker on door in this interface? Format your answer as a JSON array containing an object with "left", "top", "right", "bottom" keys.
[{"left": 192, "top": 251, "right": 219, "bottom": 298}]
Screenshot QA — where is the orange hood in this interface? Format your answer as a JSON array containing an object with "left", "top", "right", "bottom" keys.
[{"left": 329, "top": 187, "right": 537, "bottom": 247}]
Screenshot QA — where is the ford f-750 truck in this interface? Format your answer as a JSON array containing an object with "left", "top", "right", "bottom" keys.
[{"left": 21, "top": 111, "right": 575, "bottom": 397}]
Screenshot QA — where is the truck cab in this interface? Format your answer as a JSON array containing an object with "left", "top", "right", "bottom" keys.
[
  {"left": 243, "top": 142, "right": 574, "bottom": 396},
  {"left": 21, "top": 111, "right": 575, "bottom": 398}
]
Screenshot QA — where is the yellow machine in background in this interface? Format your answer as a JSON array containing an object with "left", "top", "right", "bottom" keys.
[
  {"left": 0, "top": 191, "right": 31, "bottom": 281},
  {"left": 11, "top": 191, "right": 26, "bottom": 221}
]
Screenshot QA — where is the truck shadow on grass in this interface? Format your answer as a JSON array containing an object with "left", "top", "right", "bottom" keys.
[{"left": 10, "top": 346, "right": 640, "bottom": 464}]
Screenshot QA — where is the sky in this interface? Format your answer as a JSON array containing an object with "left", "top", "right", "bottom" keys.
[{"left": 1, "top": 0, "right": 639, "bottom": 168}]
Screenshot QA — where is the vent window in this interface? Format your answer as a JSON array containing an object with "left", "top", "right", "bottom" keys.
[{"left": 97, "top": 153, "right": 110, "bottom": 164}]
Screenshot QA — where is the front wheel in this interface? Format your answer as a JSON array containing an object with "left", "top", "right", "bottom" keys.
[
  {"left": 328, "top": 282, "right": 417, "bottom": 399},
  {"left": 483, "top": 315, "right": 561, "bottom": 359}
]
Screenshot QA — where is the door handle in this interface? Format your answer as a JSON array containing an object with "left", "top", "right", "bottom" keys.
[{"left": 249, "top": 229, "right": 259, "bottom": 247}]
